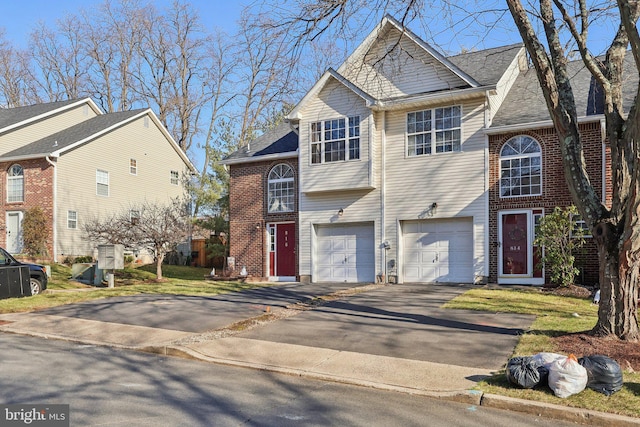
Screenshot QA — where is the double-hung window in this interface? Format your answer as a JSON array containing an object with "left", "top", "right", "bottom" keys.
[
  {"left": 67, "top": 210, "right": 77, "bottom": 229},
  {"left": 407, "top": 106, "right": 461, "bottom": 156},
  {"left": 96, "top": 169, "right": 109, "bottom": 196},
  {"left": 310, "top": 116, "right": 360, "bottom": 164}
]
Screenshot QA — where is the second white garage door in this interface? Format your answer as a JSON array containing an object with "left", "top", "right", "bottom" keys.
[
  {"left": 316, "top": 223, "right": 375, "bottom": 283},
  {"left": 402, "top": 218, "right": 473, "bottom": 283}
]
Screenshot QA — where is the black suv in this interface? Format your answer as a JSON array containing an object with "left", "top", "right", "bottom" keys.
[{"left": 0, "top": 247, "right": 48, "bottom": 297}]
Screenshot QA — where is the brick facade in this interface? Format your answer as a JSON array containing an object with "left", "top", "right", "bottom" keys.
[
  {"left": 228, "top": 158, "right": 298, "bottom": 279},
  {"left": 489, "top": 121, "right": 611, "bottom": 285},
  {"left": 0, "top": 159, "right": 55, "bottom": 258}
]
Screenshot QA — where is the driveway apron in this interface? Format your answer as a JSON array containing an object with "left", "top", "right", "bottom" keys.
[{"left": 238, "top": 283, "right": 534, "bottom": 370}]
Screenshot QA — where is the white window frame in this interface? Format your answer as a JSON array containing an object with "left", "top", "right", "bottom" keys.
[
  {"left": 571, "top": 214, "right": 593, "bottom": 238},
  {"left": 67, "top": 210, "right": 78, "bottom": 229},
  {"left": 7, "top": 164, "right": 24, "bottom": 203},
  {"left": 406, "top": 106, "right": 462, "bottom": 157},
  {"left": 170, "top": 170, "right": 179, "bottom": 185},
  {"left": 267, "top": 164, "right": 295, "bottom": 213},
  {"left": 499, "top": 135, "right": 542, "bottom": 198},
  {"left": 310, "top": 116, "right": 360, "bottom": 164},
  {"left": 130, "top": 209, "right": 141, "bottom": 225},
  {"left": 130, "top": 158, "right": 137, "bottom": 175},
  {"left": 96, "top": 169, "right": 109, "bottom": 196}
]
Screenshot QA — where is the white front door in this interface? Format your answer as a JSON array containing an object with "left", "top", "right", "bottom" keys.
[{"left": 6, "top": 211, "right": 23, "bottom": 253}]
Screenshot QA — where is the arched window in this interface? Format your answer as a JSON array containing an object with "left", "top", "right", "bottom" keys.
[
  {"left": 268, "top": 164, "right": 295, "bottom": 213},
  {"left": 7, "top": 164, "right": 24, "bottom": 202},
  {"left": 500, "top": 136, "right": 542, "bottom": 197}
]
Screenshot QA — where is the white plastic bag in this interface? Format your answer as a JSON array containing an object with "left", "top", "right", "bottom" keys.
[
  {"left": 532, "top": 352, "right": 566, "bottom": 369},
  {"left": 548, "top": 354, "right": 588, "bottom": 398}
]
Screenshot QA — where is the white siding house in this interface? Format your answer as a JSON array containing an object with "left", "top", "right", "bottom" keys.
[{"left": 287, "top": 15, "right": 524, "bottom": 284}]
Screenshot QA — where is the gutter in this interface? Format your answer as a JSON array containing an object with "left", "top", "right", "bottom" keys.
[
  {"left": 220, "top": 151, "right": 298, "bottom": 166},
  {"left": 485, "top": 114, "right": 605, "bottom": 135},
  {"left": 45, "top": 154, "right": 59, "bottom": 262}
]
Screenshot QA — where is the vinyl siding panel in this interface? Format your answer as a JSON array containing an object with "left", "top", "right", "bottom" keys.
[
  {"left": 339, "top": 27, "right": 468, "bottom": 100},
  {"left": 299, "top": 79, "right": 373, "bottom": 193},
  {"left": 383, "top": 99, "right": 488, "bottom": 282},
  {"left": 55, "top": 113, "right": 189, "bottom": 257},
  {"left": 0, "top": 104, "right": 97, "bottom": 155}
]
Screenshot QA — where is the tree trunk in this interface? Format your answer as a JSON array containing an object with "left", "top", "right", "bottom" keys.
[
  {"left": 156, "top": 252, "right": 165, "bottom": 280},
  {"left": 592, "top": 219, "right": 639, "bottom": 340}
]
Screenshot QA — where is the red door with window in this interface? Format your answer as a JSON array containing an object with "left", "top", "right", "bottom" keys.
[
  {"left": 273, "top": 223, "right": 295, "bottom": 277},
  {"left": 501, "top": 213, "right": 528, "bottom": 275}
]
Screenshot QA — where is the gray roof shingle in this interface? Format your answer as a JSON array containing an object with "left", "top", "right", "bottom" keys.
[
  {"left": 223, "top": 122, "right": 298, "bottom": 162},
  {"left": 1, "top": 109, "right": 146, "bottom": 158},
  {"left": 491, "top": 54, "right": 638, "bottom": 127},
  {"left": 448, "top": 43, "right": 524, "bottom": 87},
  {"left": 0, "top": 99, "right": 84, "bottom": 132}
]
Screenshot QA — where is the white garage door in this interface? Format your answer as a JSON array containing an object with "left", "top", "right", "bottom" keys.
[
  {"left": 402, "top": 218, "right": 473, "bottom": 283},
  {"left": 316, "top": 223, "right": 375, "bottom": 282}
]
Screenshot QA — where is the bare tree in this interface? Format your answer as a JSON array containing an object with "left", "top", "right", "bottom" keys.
[
  {"left": 252, "top": 0, "right": 640, "bottom": 340},
  {"left": 83, "top": 199, "right": 190, "bottom": 280},
  {"left": 505, "top": 0, "right": 640, "bottom": 340}
]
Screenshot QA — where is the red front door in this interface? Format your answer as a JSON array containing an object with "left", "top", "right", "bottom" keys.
[
  {"left": 501, "top": 213, "right": 528, "bottom": 275},
  {"left": 275, "top": 223, "right": 295, "bottom": 277}
]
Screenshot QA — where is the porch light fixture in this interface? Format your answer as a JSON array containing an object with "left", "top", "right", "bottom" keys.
[{"left": 338, "top": 208, "right": 344, "bottom": 217}]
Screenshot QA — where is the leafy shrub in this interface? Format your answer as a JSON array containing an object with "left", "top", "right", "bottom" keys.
[
  {"left": 22, "top": 207, "right": 49, "bottom": 257},
  {"left": 534, "top": 206, "right": 585, "bottom": 287}
]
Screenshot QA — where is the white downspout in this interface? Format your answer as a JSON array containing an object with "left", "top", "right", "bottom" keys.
[
  {"left": 380, "top": 110, "right": 387, "bottom": 283},
  {"left": 45, "top": 155, "right": 58, "bottom": 262}
]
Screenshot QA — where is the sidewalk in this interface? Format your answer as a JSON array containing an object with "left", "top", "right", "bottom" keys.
[{"left": 0, "top": 311, "right": 637, "bottom": 426}]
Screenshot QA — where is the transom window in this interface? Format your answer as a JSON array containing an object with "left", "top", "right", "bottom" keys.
[
  {"left": 7, "top": 164, "right": 24, "bottom": 203},
  {"left": 310, "top": 116, "right": 360, "bottom": 164},
  {"left": 500, "top": 135, "right": 542, "bottom": 197},
  {"left": 407, "top": 106, "right": 461, "bottom": 156},
  {"left": 268, "top": 164, "right": 295, "bottom": 213}
]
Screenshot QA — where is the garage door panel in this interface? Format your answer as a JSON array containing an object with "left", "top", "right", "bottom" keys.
[
  {"left": 316, "top": 223, "right": 375, "bottom": 283},
  {"left": 402, "top": 219, "right": 473, "bottom": 283}
]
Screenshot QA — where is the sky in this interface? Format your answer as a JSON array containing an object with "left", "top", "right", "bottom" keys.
[{"left": 2, "top": 0, "right": 247, "bottom": 47}]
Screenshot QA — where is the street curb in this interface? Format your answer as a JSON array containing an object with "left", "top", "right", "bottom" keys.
[
  {"left": 481, "top": 394, "right": 640, "bottom": 426},
  {"left": 140, "top": 345, "right": 483, "bottom": 404},
  {"left": 141, "top": 344, "right": 640, "bottom": 426}
]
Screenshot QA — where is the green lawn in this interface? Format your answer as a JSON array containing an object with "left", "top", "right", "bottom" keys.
[
  {"left": 444, "top": 288, "right": 640, "bottom": 418},
  {"left": 0, "top": 263, "right": 269, "bottom": 314}
]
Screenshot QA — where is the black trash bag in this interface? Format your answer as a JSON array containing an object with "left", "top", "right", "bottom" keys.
[
  {"left": 506, "top": 356, "right": 547, "bottom": 389},
  {"left": 578, "top": 355, "right": 623, "bottom": 396}
]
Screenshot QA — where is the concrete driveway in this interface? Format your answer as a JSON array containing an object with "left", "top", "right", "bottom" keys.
[{"left": 34, "top": 282, "right": 533, "bottom": 369}]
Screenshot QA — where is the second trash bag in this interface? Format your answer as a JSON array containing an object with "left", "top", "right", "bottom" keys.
[{"left": 578, "top": 355, "right": 623, "bottom": 396}]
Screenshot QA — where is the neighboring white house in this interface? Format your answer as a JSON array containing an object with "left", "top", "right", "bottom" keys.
[
  {"left": 287, "top": 15, "right": 525, "bottom": 284},
  {"left": 0, "top": 98, "right": 196, "bottom": 261}
]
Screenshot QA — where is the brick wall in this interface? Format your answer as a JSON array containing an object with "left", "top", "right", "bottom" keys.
[
  {"left": 228, "top": 157, "right": 298, "bottom": 279},
  {"left": 489, "top": 122, "right": 608, "bottom": 285},
  {"left": 0, "top": 159, "right": 55, "bottom": 259}
]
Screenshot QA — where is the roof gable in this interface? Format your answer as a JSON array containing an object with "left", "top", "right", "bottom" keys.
[
  {"left": 0, "top": 99, "right": 101, "bottom": 135},
  {"left": 1, "top": 108, "right": 196, "bottom": 173},
  {"left": 335, "top": 15, "right": 480, "bottom": 100}
]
